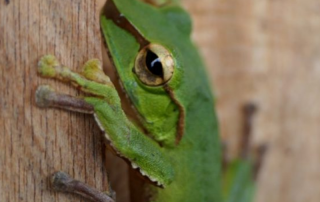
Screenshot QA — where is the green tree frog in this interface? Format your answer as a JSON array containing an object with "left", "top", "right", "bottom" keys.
[{"left": 35, "top": 0, "right": 259, "bottom": 201}]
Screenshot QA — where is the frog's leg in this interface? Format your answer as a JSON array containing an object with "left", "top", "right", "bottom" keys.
[
  {"left": 222, "top": 103, "right": 268, "bottom": 202},
  {"left": 36, "top": 55, "right": 174, "bottom": 199},
  {"left": 35, "top": 86, "right": 115, "bottom": 202}
]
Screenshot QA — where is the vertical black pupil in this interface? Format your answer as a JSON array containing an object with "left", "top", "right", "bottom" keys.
[{"left": 146, "top": 50, "right": 163, "bottom": 77}]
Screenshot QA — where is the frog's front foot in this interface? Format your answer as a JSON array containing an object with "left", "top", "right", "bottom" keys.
[
  {"left": 38, "top": 55, "right": 111, "bottom": 84},
  {"left": 37, "top": 55, "right": 115, "bottom": 98},
  {"left": 51, "top": 171, "right": 115, "bottom": 202}
]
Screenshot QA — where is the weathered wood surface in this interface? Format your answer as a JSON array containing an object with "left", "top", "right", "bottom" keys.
[
  {"left": 1, "top": 0, "right": 320, "bottom": 202},
  {"left": 0, "top": 0, "right": 116, "bottom": 201}
]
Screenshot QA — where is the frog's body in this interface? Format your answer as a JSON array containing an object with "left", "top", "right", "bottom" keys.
[
  {"left": 99, "top": 1, "right": 221, "bottom": 201},
  {"left": 36, "top": 0, "right": 256, "bottom": 201}
]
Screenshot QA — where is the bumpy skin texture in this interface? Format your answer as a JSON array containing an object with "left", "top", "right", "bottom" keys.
[{"left": 101, "top": 0, "right": 221, "bottom": 201}]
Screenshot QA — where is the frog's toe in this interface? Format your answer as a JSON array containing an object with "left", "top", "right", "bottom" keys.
[
  {"left": 38, "top": 55, "right": 60, "bottom": 78},
  {"left": 35, "top": 85, "right": 55, "bottom": 108},
  {"left": 82, "top": 59, "right": 111, "bottom": 84},
  {"left": 83, "top": 59, "right": 102, "bottom": 71}
]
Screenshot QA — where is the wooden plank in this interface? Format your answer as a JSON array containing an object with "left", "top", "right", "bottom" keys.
[{"left": 0, "top": 0, "right": 117, "bottom": 201}]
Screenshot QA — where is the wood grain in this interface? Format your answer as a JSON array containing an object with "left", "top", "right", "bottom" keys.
[
  {"left": 1, "top": 0, "right": 320, "bottom": 202},
  {"left": 0, "top": 1, "right": 112, "bottom": 201}
]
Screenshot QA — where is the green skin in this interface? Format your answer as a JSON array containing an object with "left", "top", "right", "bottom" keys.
[{"left": 36, "top": 0, "right": 255, "bottom": 201}]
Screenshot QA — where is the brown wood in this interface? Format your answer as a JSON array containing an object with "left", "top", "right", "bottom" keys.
[
  {"left": 1, "top": 0, "right": 320, "bottom": 202},
  {"left": 0, "top": 0, "right": 121, "bottom": 201}
]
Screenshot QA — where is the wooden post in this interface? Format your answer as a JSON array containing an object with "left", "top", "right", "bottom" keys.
[{"left": 0, "top": 1, "right": 111, "bottom": 201}]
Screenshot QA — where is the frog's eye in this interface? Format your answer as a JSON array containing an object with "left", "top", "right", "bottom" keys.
[{"left": 134, "top": 44, "right": 174, "bottom": 86}]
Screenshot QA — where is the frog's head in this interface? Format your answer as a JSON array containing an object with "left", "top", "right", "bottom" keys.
[{"left": 101, "top": 0, "right": 193, "bottom": 146}]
